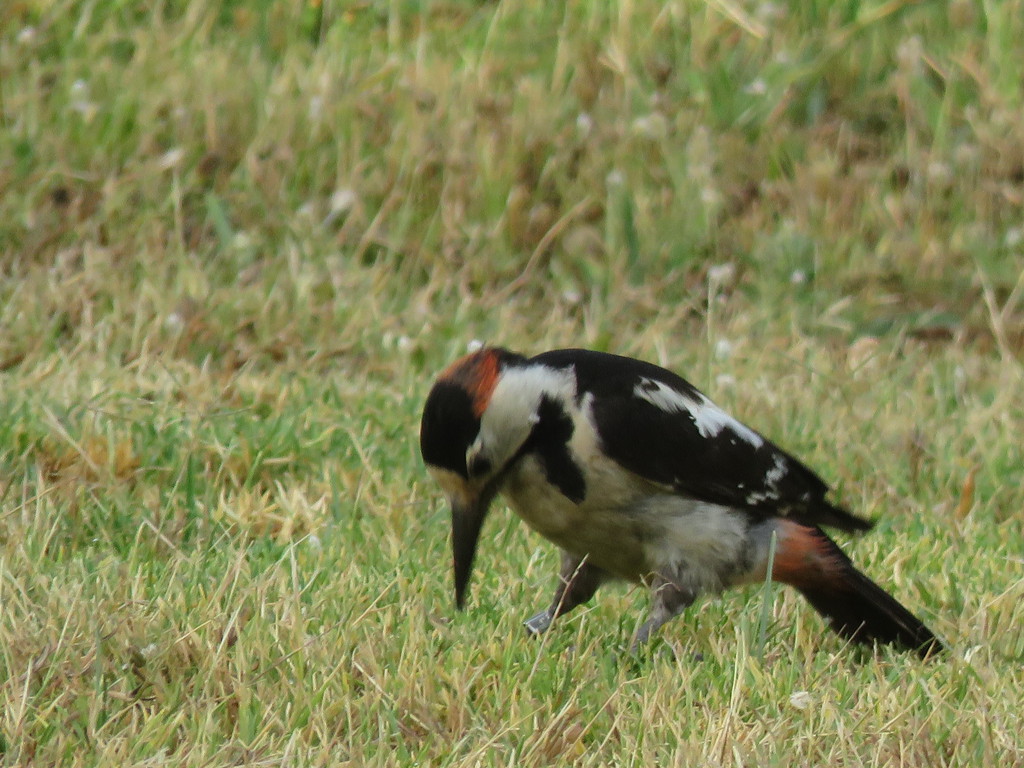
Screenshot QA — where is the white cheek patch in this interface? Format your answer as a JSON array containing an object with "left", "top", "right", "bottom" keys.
[
  {"left": 488, "top": 365, "right": 576, "bottom": 424},
  {"left": 633, "top": 377, "right": 764, "bottom": 448},
  {"left": 478, "top": 364, "right": 577, "bottom": 468}
]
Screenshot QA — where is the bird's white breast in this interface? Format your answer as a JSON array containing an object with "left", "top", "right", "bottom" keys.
[{"left": 500, "top": 395, "right": 751, "bottom": 589}]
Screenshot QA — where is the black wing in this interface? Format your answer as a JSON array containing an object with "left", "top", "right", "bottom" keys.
[{"left": 533, "top": 349, "right": 871, "bottom": 533}]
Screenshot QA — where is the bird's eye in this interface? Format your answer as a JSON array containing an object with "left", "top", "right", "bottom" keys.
[{"left": 467, "top": 455, "right": 491, "bottom": 478}]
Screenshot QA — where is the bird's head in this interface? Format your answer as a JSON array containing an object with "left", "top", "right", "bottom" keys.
[{"left": 419, "top": 347, "right": 536, "bottom": 609}]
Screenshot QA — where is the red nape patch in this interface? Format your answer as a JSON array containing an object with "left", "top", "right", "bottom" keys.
[
  {"left": 439, "top": 349, "right": 501, "bottom": 418},
  {"left": 770, "top": 520, "right": 848, "bottom": 589}
]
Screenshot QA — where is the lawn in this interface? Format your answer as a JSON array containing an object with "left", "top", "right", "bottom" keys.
[{"left": 1, "top": 0, "right": 1023, "bottom": 765}]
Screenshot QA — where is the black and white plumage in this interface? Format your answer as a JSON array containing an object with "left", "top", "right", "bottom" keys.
[{"left": 419, "top": 347, "right": 942, "bottom": 657}]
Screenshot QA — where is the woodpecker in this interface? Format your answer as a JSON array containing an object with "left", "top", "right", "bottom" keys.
[{"left": 419, "top": 347, "right": 942, "bottom": 657}]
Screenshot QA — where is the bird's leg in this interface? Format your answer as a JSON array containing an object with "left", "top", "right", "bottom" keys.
[
  {"left": 524, "top": 551, "right": 608, "bottom": 635},
  {"left": 631, "top": 573, "right": 697, "bottom": 651}
]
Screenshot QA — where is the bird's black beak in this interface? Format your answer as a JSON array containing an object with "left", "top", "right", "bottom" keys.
[{"left": 450, "top": 485, "right": 496, "bottom": 610}]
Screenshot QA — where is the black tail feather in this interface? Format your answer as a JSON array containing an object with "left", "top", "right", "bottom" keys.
[
  {"left": 799, "top": 498, "right": 874, "bottom": 534},
  {"left": 797, "top": 565, "right": 943, "bottom": 659}
]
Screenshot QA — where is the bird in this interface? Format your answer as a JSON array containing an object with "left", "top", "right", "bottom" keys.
[{"left": 419, "top": 346, "right": 942, "bottom": 658}]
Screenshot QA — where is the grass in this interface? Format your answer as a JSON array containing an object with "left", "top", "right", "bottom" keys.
[{"left": 1, "top": 0, "right": 1023, "bottom": 764}]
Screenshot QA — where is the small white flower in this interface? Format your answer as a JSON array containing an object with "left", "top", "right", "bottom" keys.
[
  {"left": 329, "top": 188, "right": 357, "bottom": 215},
  {"left": 396, "top": 335, "right": 413, "bottom": 353},
  {"left": 631, "top": 113, "right": 668, "bottom": 140},
  {"left": 927, "top": 161, "right": 951, "bottom": 183},
  {"left": 562, "top": 289, "right": 582, "bottom": 305},
  {"left": 714, "top": 339, "right": 733, "bottom": 360},
  {"left": 707, "top": 262, "right": 736, "bottom": 285},
  {"left": 17, "top": 26, "right": 36, "bottom": 44},
  {"left": 576, "top": 113, "right": 594, "bottom": 138},
  {"left": 70, "top": 82, "right": 98, "bottom": 119},
  {"left": 896, "top": 36, "right": 923, "bottom": 74},
  {"left": 700, "top": 186, "right": 722, "bottom": 206},
  {"left": 466, "top": 339, "right": 484, "bottom": 353},
  {"left": 324, "top": 188, "right": 358, "bottom": 226},
  {"left": 789, "top": 691, "right": 812, "bottom": 709},
  {"left": 231, "top": 231, "right": 253, "bottom": 250},
  {"left": 744, "top": 78, "right": 768, "bottom": 96},
  {"left": 164, "top": 313, "right": 184, "bottom": 331},
  {"left": 308, "top": 95, "right": 324, "bottom": 120},
  {"left": 953, "top": 365, "right": 967, "bottom": 402},
  {"left": 306, "top": 534, "right": 322, "bottom": 552},
  {"left": 157, "top": 147, "right": 185, "bottom": 170},
  {"left": 1004, "top": 227, "right": 1023, "bottom": 248},
  {"left": 606, "top": 169, "right": 625, "bottom": 188},
  {"left": 790, "top": 269, "right": 807, "bottom": 285}
]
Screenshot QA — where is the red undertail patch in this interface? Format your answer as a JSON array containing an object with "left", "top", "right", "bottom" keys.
[{"left": 771, "top": 519, "right": 849, "bottom": 588}]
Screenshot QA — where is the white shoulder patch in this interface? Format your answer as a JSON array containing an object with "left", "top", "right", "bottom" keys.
[
  {"left": 632, "top": 377, "right": 696, "bottom": 415},
  {"left": 633, "top": 377, "right": 764, "bottom": 448},
  {"left": 491, "top": 364, "right": 577, "bottom": 417}
]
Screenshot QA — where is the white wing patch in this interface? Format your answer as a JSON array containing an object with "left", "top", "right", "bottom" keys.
[
  {"left": 745, "top": 454, "right": 788, "bottom": 506},
  {"left": 633, "top": 377, "right": 764, "bottom": 448},
  {"left": 764, "top": 453, "right": 787, "bottom": 485}
]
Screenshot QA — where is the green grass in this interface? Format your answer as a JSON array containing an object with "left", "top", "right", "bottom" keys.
[{"left": 2, "top": 0, "right": 1023, "bottom": 764}]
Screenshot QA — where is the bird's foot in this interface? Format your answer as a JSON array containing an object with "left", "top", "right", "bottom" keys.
[{"left": 523, "top": 610, "right": 554, "bottom": 635}]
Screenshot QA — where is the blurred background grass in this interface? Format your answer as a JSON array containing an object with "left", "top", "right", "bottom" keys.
[{"left": 1, "top": 1, "right": 1022, "bottom": 765}]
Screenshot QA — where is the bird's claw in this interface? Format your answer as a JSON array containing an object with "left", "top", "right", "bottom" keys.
[{"left": 523, "top": 610, "right": 553, "bottom": 635}]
